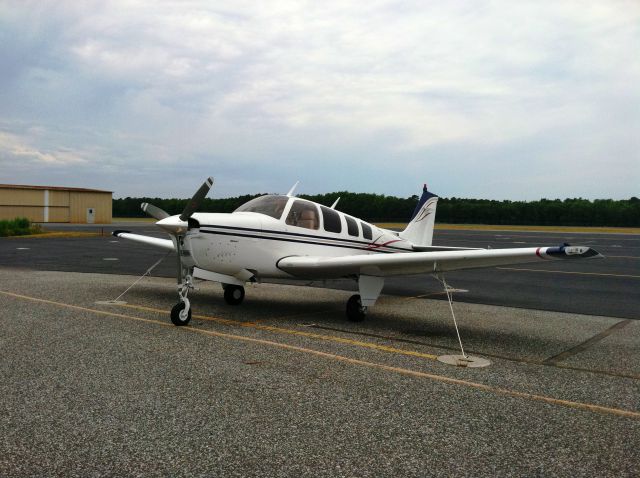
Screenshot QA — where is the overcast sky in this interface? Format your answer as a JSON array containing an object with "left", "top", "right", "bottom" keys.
[{"left": 1, "top": 1, "right": 638, "bottom": 200}]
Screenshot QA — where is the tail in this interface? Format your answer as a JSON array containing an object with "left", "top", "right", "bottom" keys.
[{"left": 399, "top": 184, "right": 439, "bottom": 246}]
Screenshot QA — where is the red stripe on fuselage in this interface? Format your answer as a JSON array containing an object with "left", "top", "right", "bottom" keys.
[{"left": 366, "top": 239, "right": 402, "bottom": 250}]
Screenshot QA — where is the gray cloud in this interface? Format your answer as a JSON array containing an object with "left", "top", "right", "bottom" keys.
[{"left": 0, "top": 0, "right": 638, "bottom": 199}]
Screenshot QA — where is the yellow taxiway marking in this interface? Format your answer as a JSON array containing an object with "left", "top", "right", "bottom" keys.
[
  {"left": 496, "top": 267, "right": 640, "bottom": 279},
  {"left": 0, "top": 290, "right": 171, "bottom": 327},
  {"left": 403, "top": 289, "right": 468, "bottom": 301},
  {"left": 1, "top": 289, "right": 639, "bottom": 420},
  {"left": 116, "top": 303, "right": 440, "bottom": 361}
]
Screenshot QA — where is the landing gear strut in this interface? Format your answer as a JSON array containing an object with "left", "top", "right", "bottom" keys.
[
  {"left": 171, "top": 272, "right": 194, "bottom": 326},
  {"left": 346, "top": 294, "right": 367, "bottom": 322},
  {"left": 223, "top": 284, "right": 245, "bottom": 305}
]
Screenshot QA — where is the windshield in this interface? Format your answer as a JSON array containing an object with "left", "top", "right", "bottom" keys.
[{"left": 234, "top": 195, "right": 289, "bottom": 220}]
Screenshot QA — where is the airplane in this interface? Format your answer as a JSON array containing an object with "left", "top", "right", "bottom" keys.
[{"left": 113, "top": 178, "right": 602, "bottom": 326}]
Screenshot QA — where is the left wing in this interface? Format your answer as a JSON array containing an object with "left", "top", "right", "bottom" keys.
[
  {"left": 112, "top": 230, "right": 175, "bottom": 251},
  {"left": 277, "top": 245, "right": 602, "bottom": 279}
]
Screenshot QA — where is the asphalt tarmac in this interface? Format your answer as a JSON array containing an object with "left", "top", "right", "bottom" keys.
[
  {"left": 1, "top": 268, "right": 639, "bottom": 476},
  {"left": 2, "top": 222, "right": 638, "bottom": 319}
]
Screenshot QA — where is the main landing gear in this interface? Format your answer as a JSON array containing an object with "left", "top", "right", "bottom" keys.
[
  {"left": 346, "top": 294, "right": 367, "bottom": 322},
  {"left": 223, "top": 284, "right": 245, "bottom": 305}
]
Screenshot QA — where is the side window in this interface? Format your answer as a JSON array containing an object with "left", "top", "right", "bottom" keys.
[
  {"left": 320, "top": 206, "right": 342, "bottom": 233},
  {"left": 285, "top": 200, "right": 319, "bottom": 230},
  {"left": 345, "top": 216, "right": 359, "bottom": 237},
  {"left": 361, "top": 221, "right": 372, "bottom": 240}
]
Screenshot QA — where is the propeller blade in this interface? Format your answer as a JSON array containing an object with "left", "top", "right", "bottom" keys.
[
  {"left": 179, "top": 177, "right": 214, "bottom": 221},
  {"left": 141, "top": 202, "right": 170, "bottom": 220}
]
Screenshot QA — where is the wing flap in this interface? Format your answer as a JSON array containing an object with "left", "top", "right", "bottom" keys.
[{"left": 277, "top": 245, "right": 602, "bottom": 279}]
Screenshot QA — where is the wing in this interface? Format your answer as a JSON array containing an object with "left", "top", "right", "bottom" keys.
[
  {"left": 112, "top": 230, "right": 175, "bottom": 251},
  {"left": 277, "top": 245, "right": 602, "bottom": 279}
]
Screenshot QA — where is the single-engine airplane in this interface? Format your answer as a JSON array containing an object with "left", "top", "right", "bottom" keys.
[{"left": 113, "top": 178, "right": 602, "bottom": 326}]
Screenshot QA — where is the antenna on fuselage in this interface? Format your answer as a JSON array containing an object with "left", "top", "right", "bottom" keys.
[
  {"left": 330, "top": 197, "right": 340, "bottom": 209},
  {"left": 286, "top": 181, "right": 299, "bottom": 197}
]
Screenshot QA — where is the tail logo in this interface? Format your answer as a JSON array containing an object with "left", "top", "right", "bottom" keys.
[{"left": 413, "top": 198, "right": 438, "bottom": 223}]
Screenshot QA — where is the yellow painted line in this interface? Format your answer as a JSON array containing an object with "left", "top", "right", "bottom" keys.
[
  {"left": 403, "top": 289, "right": 468, "bottom": 301},
  {"left": 184, "top": 327, "right": 640, "bottom": 419},
  {"left": 496, "top": 267, "right": 640, "bottom": 279},
  {"left": 1, "top": 289, "right": 638, "bottom": 420},
  {"left": 0, "top": 291, "right": 171, "bottom": 328},
  {"left": 116, "top": 303, "right": 440, "bottom": 361},
  {"left": 402, "top": 291, "right": 447, "bottom": 300},
  {"left": 375, "top": 223, "right": 640, "bottom": 234},
  {"left": 5, "top": 231, "right": 102, "bottom": 239},
  {"left": 433, "top": 225, "right": 640, "bottom": 234}
]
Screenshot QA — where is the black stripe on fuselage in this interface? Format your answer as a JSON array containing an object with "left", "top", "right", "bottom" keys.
[
  {"left": 197, "top": 228, "right": 407, "bottom": 254},
  {"left": 198, "top": 223, "right": 412, "bottom": 252}
]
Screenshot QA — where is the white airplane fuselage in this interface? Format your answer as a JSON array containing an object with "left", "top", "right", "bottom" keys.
[{"left": 175, "top": 197, "right": 413, "bottom": 281}]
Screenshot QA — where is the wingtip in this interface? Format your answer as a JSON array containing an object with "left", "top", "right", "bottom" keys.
[{"left": 547, "top": 245, "right": 604, "bottom": 259}]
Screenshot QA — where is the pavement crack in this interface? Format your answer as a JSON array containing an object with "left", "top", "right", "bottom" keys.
[{"left": 542, "top": 319, "right": 633, "bottom": 365}]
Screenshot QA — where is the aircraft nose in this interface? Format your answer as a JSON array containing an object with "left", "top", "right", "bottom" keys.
[{"left": 156, "top": 215, "right": 188, "bottom": 234}]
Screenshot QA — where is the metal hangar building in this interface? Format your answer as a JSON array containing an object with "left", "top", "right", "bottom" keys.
[{"left": 0, "top": 184, "right": 112, "bottom": 224}]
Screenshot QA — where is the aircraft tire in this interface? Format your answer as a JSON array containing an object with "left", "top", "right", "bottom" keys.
[
  {"left": 346, "top": 294, "right": 366, "bottom": 322},
  {"left": 224, "top": 285, "right": 245, "bottom": 305},
  {"left": 171, "top": 302, "right": 192, "bottom": 326}
]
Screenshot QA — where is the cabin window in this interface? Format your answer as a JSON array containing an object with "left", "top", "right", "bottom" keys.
[
  {"left": 234, "top": 195, "right": 289, "bottom": 220},
  {"left": 361, "top": 221, "right": 373, "bottom": 240},
  {"left": 320, "top": 206, "right": 342, "bottom": 233},
  {"left": 286, "top": 200, "right": 319, "bottom": 229},
  {"left": 345, "top": 216, "right": 359, "bottom": 237}
]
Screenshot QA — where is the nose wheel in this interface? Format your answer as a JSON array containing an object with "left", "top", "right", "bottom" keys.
[
  {"left": 171, "top": 273, "right": 194, "bottom": 326},
  {"left": 171, "top": 300, "right": 192, "bottom": 326}
]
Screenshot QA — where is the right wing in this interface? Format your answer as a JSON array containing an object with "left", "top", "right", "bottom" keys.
[
  {"left": 112, "top": 230, "right": 175, "bottom": 251},
  {"left": 277, "top": 245, "right": 602, "bottom": 279}
]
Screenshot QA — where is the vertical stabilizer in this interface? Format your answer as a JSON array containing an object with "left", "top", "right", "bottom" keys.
[{"left": 399, "top": 184, "right": 439, "bottom": 246}]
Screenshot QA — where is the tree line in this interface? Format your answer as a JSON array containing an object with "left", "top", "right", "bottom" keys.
[{"left": 113, "top": 193, "right": 640, "bottom": 227}]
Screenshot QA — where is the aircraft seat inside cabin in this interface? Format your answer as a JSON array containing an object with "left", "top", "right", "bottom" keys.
[{"left": 298, "top": 209, "right": 318, "bottom": 229}]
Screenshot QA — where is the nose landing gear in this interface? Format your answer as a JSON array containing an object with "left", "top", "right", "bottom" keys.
[{"left": 171, "top": 273, "right": 194, "bottom": 326}]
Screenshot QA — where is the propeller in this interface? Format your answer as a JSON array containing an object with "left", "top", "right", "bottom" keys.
[
  {"left": 140, "top": 177, "right": 214, "bottom": 229},
  {"left": 139, "top": 177, "right": 214, "bottom": 284},
  {"left": 180, "top": 177, "right": 214, "bottom": 221},
  {"left": 141, "top": 202, "right": 170, "bottom": 220}
]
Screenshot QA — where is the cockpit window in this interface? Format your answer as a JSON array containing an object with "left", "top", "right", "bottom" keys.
[
  {"left": 286, "top": 200, "right": 319, "bottom": 229},
  {"left": 234, "top": 195, "right": 289, "bottom": 220}
]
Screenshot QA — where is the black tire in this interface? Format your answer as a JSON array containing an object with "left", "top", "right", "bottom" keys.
[
  {"left": 346, "top": 294, "right": 366, "bottom": 322},
  {"left": 224, "top": 285, "right": 245, "bottom": 305},
  {"left": 171, "top": 302, "right": 192, "bottom": 326}
]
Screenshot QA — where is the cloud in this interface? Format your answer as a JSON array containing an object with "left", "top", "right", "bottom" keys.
[
  {"left": 0, "top": 0, "right": 638, "bottom": 199},
  {"left": 0, "top": 131, "right": 87, "bottom": 166}
]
